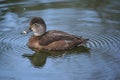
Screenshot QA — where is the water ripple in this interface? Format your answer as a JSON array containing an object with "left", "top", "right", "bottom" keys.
[
  {"left": 0, "top": 31, "right": 32, "bottom": 53},
  {"left": 87, "top": 31, "right": 120, "bottom": 53}
]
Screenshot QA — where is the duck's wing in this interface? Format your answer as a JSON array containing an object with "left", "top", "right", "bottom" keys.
[{"left": 39, "top": 30, "right": 78, "bottom": 46}]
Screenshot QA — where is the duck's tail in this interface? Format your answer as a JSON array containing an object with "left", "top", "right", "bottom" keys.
[
  {"left": 64, "top": 36, "right": 89, "bottom": 49},
  {"left": 75, "top": 36, "right": 89, "bottom": 43},
  {"left": 70, "top": 36, "right": 88, "bottom": 47},
  {"left": 77, "top": 36, "right": 89, "bottom": 47},
  {"left": 81, "top": 38, "right": 89, "bottom": 44}
]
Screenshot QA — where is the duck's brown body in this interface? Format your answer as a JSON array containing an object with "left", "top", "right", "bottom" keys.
[
  {"left": 22, "top": 17, "right": 88, "bottom": 51},
  {"left": 28, "top": 30, "right": 88, "bottom": 50}
]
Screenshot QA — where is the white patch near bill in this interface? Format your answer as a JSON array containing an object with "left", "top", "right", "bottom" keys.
[{"left": 22, "top": 31, "right": 27, "bottom": 34}]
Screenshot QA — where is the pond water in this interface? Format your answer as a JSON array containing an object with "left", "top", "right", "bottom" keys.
[{"left": 0, "top": 0, "right": 120, "bottom": 80}]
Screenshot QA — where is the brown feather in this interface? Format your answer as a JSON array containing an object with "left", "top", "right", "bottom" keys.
[{"left": 39, "top": 30, "right": 78, "bottom": 46}]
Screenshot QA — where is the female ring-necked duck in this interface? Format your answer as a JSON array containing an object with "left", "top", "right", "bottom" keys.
[{"left": 22, "top": 17, "right": 89, "bottom": 50}]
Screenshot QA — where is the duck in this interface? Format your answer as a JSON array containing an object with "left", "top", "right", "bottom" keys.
[{"left": 22, "top": 17, "right": 89, "bottom": 51}]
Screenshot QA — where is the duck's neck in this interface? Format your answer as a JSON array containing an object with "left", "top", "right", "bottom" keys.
[{"left": 34, "top": 32, "right": 44, "bottom": 36}]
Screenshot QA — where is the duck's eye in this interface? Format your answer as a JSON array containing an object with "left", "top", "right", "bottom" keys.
[{"left": 34, "top": 23, "right": 37, "bottom": 25}]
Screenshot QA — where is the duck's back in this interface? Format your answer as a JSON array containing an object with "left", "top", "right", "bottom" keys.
[{"left": 39, "top": 30, "right": 88, "bottom": 50}]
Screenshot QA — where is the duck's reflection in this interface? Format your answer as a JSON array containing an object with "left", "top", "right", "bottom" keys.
[{"left": 22, "top": 46, "right": 90, "bottom": 68}]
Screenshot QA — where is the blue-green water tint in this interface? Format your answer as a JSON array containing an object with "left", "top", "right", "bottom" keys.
[{"left": 0, "top": 0, "right": 120, "bottom": 80}]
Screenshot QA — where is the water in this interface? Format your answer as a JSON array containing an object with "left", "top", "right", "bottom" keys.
[{"left": 0, "top": 0, "right": 120, "bottom": 80}]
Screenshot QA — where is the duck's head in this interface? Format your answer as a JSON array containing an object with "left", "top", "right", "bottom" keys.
[{"left": 22, "top": 17, "right": 46, "bottom": 36}]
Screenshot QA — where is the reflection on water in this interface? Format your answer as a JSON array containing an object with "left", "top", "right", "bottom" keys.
[
  {"left": 0, "top": 0, "right": 120, "bottom": 80},
  {"left": 23, "top": 46, "right": 89, "bottom": 68}
]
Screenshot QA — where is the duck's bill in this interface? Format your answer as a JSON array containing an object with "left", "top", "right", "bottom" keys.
[
  {"left": 21, "top": 30, "right": 27, "bottom": 34},
  {"left": 21, "top": 27, "right": 32, "bottom": 34}
]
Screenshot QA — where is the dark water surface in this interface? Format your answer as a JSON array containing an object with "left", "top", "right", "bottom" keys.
[{"left": 0, "top": 0, "right": 120, "bottom": 80}]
